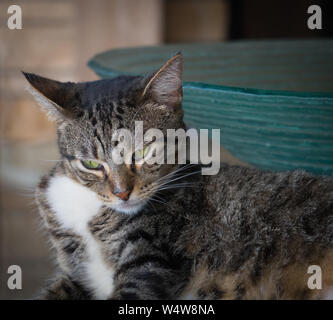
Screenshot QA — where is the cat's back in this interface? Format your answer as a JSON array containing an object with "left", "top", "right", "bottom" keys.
[
  {"left": 205, "top": 164, "right": 333, "bottom": 223},
  {"left": 200, "top": 164, "right": 333, "bottom": 250},
  {"left": 179, "top": 165, "right": 333, "bottom": 299}
]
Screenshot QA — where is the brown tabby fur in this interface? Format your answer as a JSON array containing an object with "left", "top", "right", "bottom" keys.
[{"left": 23, "top": 54, "right": 333, "bottom": 299}]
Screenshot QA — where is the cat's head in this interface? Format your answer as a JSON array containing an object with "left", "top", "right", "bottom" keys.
[{"left": 24, "top": 53, "right": 185, "bottom": 214}]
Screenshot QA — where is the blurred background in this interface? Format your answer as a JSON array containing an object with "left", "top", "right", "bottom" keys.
[{"left": 0, "top": 0, "right": 332, "bottom": 299}]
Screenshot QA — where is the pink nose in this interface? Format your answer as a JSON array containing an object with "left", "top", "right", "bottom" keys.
[{"left": 114, "top": 190, "right": 131, "bottom": 201}]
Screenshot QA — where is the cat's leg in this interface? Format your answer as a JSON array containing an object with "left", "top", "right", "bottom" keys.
[
  {"left": 35, "top": 173, "right": 89, "bottom": 300},
  {"left": 108, "top": 241, "right": 189, "bottom": 300},
  {"left": 111, "top": 267, "right": 184, "bottom": 300},
  {"left": 96, "top": 211, "right": 191, "bottom": 300},
  {"left": 38, "top": 275, "right": 89, "bottom": 300}
]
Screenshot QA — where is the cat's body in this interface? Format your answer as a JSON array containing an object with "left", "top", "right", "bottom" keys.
[
  {"left": 36, "top": 162, "right": 333, "bottom": 300},
  {"left": 23, "top": 53, "right": 333, "bottom": 300},
  {"left": 36, "top": 162, "right": 192, "bottom": 300}
]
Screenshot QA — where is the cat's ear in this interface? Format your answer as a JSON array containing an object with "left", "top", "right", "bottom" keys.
[
  {"left": 22, "top": 72, "right": 77, "bottom": 121},
  {"left": 142, "top": 52, "right": 183, "bottom": 109}
]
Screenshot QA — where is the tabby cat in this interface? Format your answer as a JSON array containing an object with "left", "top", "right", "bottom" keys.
[{"left": 24, "top": 53, "right": 333, "bottom": 300}]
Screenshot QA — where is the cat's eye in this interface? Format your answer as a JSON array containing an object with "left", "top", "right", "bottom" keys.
[
  {"left": 81, "top": 160, "right": 102, "bottom": 170},
  {"left": 134, "top": 146, "right": 149, "bottom": 161}
]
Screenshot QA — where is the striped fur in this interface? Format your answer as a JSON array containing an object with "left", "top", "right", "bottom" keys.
[{"left": 24, "top": 54, "right": 333, "bottom": 300}]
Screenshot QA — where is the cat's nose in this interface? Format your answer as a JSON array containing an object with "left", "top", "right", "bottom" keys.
[{"left": 113, "top": 189, "right": 131, "bottom": 201}]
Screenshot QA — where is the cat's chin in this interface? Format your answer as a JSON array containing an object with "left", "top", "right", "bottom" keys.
[{"left": 111, "top": 200, "right": 146, "bottom": 215}]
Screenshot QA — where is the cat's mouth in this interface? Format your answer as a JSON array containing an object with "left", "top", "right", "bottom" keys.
[{"left": 109, "top": 198, "right": 146, "bottom": 215}]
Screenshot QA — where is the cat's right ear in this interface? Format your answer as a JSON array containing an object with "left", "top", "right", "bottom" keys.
[
  {"left": 141, "top": 53, "right": 183, "bottom": 110},
  {"left": 22, "top": 72, "right": 77, "bottom": 122}
]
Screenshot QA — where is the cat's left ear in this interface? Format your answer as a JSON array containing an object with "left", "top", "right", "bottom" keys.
[
  {"left": 142, "top": 52, "right": 183, "bottom": 109},
  {"left": 22, "top": 72, "right": 78, "bottom": 122}
]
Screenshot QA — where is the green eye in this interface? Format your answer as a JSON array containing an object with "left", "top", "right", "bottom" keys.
[
  {"left": 134, "top": 146, "right": 149, "bottom": 160},
  {"left": 81, "top": 160, "right": 102, "bottom": 170}
]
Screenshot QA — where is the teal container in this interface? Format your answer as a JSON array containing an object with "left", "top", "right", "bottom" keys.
[{"left": 88, "top": 40, "right": 333, "bottom": 175}]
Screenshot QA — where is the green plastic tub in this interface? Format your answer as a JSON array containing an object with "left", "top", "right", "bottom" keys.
[{"left": 88, "top": 40, "right": 333, "bottom": 175}]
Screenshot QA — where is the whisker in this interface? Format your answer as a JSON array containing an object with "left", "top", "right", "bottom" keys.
[
  {"left": 151, "top": 194, "right": 168, "bottom": 203},
  {"left": 157, "top": 170, "right": 201, "bottom": 188},
  {"left": 158, "top": 182, "right": 197, "bottom": 189},
  {"left": 146, "top": 199, "right": 158, "bottom": 213},
  {"left": 158, "top": 181, "right": 197, "bottom": 188},
  {"left": 155, "top": 165, "right": 188, "bottom": 183},
  {"left": 157, "top": 169, "right": 198, "bottom": 186},
  {"left": 157, "top": 163, "right": 196, "bottom": 183},
  {"left": 157, "top": 185, "right": 200, "bottom": 192},
  {"left": 149, "top": 198, "right": 167, "bottom": 205}
]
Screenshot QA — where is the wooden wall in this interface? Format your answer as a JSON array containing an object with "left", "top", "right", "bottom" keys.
[
  {"left": 165, "top": 0, "right": 229, "bottom": 42},
  {"left": 0, "top": 0, "right": 164, "bottom": 142},
  {"left": 0, "top": 0, "right": 229, "bottom": 143}
]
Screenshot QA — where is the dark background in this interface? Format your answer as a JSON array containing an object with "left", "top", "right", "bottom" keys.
[{"left": 229, "top": 0, "right": 332, "bottom": 39}]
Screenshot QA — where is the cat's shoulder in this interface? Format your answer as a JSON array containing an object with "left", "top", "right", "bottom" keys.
[{"left": 36, "top": 162, "right": 66, "bottom": 195}]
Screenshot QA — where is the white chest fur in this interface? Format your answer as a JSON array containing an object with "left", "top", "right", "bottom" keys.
[{"left": 46, "top": 175, "right": 114, "bottom": 299}]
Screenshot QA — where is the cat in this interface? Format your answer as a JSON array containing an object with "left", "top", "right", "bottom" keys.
[{"left": 23, "top": 53, "right": 333, "bottom": 300}]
